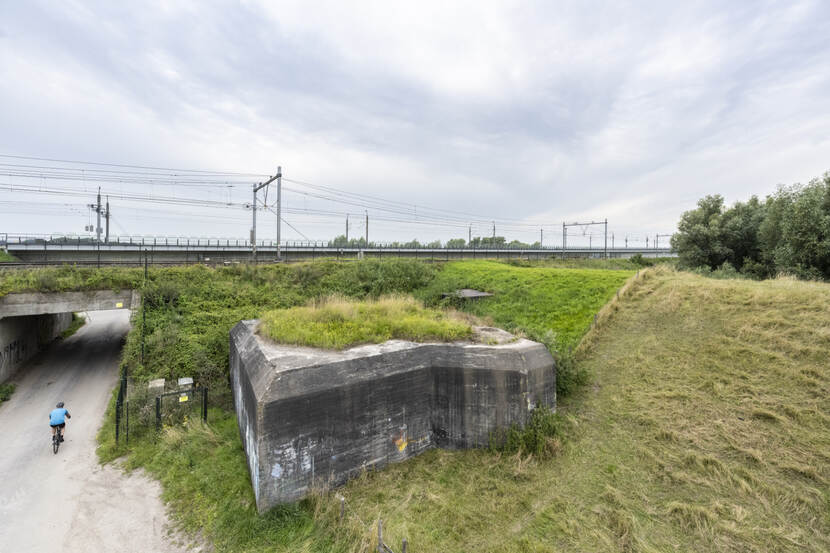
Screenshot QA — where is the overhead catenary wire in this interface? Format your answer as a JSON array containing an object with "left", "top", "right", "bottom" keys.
[
  {"left": 0, "top": 154, "right": 269, "bottom": 177},
  {"left": 1, "top": 155, "right": 674, "bottom": 245}
]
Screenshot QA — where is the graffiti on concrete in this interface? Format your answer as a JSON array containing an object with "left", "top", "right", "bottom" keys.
[{"left": 0, "top": 339, "right": 28, "bottom": 371}]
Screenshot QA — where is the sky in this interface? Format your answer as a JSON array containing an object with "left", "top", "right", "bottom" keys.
[{"left": 1, "top": 0, "right": 829, "bottom": 247}]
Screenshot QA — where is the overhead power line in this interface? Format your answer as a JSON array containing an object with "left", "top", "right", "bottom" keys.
[{"left": 0, "top": 154, "right": 269, "bottom": 177}]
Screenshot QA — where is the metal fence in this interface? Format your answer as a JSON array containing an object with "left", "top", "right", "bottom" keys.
[
  {"left": 154, "top": 386, "right": 208, "bottom": 431},
  {"left": 115, "top": 381, "right": 212, "bottom": 444}
]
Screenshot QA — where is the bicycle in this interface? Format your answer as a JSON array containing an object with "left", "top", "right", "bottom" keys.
[{"left": 52, "top": 425, "right": 64, "bottom": 454}]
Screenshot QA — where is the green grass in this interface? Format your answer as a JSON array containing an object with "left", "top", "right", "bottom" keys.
[
  {"left": 28, "top": 260, "right": 813, "bottom": 552},
  {"left": 60, "top": 313, "right": 86, "bottom": 339},
  {"left": 0, "top": 383, "right": 15, "bottom": 404},
  {"left": 500, "top": 256, "right": 673, "bottom": 271},
  {"left": 417, "top": 261, "right": 634, "bottom": 396},
  {"left": 0, "top": 250, "right": 17, "bottom": 262},
  {"left": 418, "top": 261, "right": 634, "bottom": 351},
  {"left": 119, "top": 412, "right": 342, "bottom": 553},
  {"left": 0, "top": 265, "right": 142, "bottom": 297},
  {"left": 84, "top": 259, "right": 633, "bottom": 552},
  {"left": 318, "top": 268, "right": 830, "bottom": 552},
  {"left": 260, "top": 295, "right": 472, "bottom": 349}
]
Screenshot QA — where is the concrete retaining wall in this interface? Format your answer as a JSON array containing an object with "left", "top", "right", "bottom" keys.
[
  {"left": 0, "top": 290, "right": 138, "bottom": 317},
  {"left": 230, "top": 321, "right": 556, "bottom": 511},
  {"left": 0, "top": 313, "right": 72, "bottom": 383}
]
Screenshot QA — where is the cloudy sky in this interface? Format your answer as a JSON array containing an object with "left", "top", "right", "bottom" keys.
[{"left": 1, "top": 0, "right": 829, "bottom": 246}]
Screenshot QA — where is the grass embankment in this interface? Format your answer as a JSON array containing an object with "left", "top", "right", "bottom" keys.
[
  {"left": 86, "top": 259, "right": 631, "bottom": 552},
  {"left": 419, "top": 260, "right": 633, "bottom": 351},
  {"left": 0, "top": 250, "right": 17, "bottom": 262},
  {"left": 0, "top": 265, "right": 141, "bottom": 297},
  {"left": 95, "top": 260, "right": 438, "bottom": 552},
  {"left": 418, "top": 260, "right": 634, "bottom": 395},
  {"left": 501, "top": 256, "right": 673, "bottom": 271},
  {"left": 326, "top": 269, "right": 829, "bottom": 552},
  {"left": 260, "top": 295, "right": 472, "bottom": 349}
]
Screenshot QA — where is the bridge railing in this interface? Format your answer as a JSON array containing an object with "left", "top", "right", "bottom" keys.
[{"left": 1, "top": 233, "right": 675, "bottom": 254}]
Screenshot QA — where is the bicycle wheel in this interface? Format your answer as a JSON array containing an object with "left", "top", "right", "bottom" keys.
[{"left": 53, "top": 431, "right": 60, "bottom": 454}]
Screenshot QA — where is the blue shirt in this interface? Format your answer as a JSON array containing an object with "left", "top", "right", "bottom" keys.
[{"left": 49, "top": 408, "right": 68, "bottom": 425}]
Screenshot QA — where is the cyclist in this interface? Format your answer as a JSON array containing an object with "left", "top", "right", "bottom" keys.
[{"left": 49, "top": 401, "right": 71, "bottom": 443}]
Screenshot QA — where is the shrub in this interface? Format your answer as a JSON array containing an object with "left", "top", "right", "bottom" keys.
[
  {"left": 491, "top": 406, "right": 566, "bottom": 458},
  {"left": 143, "top": 282, "right": 180, "bottom": 308},
  {"left": 0, "top": 383, "right": 15, "bottom": 403},
  {"left": 630, "top": 254, "right": 654, "bottom": 267}
]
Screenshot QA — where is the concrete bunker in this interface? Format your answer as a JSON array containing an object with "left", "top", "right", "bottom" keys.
[
  {"left": 0, "top": 290, "right": 138, "bottom": 383},
  {"left": 230, "top": 320, "right": 556, "bottom": 512}
]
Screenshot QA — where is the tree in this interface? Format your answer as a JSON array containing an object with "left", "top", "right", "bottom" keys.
[
  {"left": 673, "top": 171, "right": 830, "bottom": 280},
  {"left": 469, "top": 236, "right": 506, "bottom": 248},
  {"left": 777, "top": 175, "right": 830, "bottom": 278},
  {"left": 445, "top": 238, "right": 466, "bottom": 248},
  {"left": 671, "top": 195, "right": 730, "bottom": 270},
  {"left": 718, "top": 196, "right": 765, "bottom": 272}
]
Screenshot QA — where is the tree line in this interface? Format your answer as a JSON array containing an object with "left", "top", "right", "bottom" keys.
[
  {"left": 671, "top": 172, "right": 830, "bottom": 279},
  {"left": 328, "top": 235, "right": 542, "bottom": 249}
]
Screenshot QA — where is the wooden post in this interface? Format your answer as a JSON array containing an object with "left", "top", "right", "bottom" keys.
[{"left": 377, "top": 519, "right": 383, "bottom": 552}]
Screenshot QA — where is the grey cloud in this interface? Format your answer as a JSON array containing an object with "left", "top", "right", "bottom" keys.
[{"left": 1, "top": 0, "right": 829, "bottom": 241}]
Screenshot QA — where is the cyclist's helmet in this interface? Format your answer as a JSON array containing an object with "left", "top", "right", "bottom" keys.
[{"left": 56, "top": 402, "right": 64, "bottom": 408}]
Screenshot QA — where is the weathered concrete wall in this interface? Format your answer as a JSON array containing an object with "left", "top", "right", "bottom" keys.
[
  {"left": 230, "top": 321, "right": 555, "bottom": 511},
  {"left": 0, "top": 290, "right": 138, "bottom": 317},
  {"left": 0, "top": 313, "right": 72, "bottom": 383}
]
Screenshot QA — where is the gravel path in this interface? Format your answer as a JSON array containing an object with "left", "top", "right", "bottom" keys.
[{"left": 0, "top": 310, "right": 194, "bottom": 553}]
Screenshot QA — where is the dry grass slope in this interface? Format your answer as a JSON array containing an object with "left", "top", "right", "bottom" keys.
[{"left": 316, "top": 268, "right": 829, "bottom": 552}]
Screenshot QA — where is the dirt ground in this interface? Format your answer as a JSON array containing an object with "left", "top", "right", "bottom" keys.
[{"left": 0, "top": 310, "right": 197, "bottom": 553}]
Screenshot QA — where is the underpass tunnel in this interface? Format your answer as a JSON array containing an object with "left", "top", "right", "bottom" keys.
[
  {"left": 0, "top": 312, "right": 74, "bottom": 382},
  {"left": 0, "top": 290, "right": 137, "bottom": 385}
]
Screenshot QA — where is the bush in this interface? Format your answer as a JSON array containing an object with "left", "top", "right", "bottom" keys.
[
  {"left": 630, "top": 254, "right": 654, "bottom": 267},
  {"left": 142, "top": 282, "right": 180, "bottom": 308},
  {"left": 0, "top": 383, "right": 15, "bottom": 403},
  {"left": 491, "top": 406, "right": 566, "bottom": 457},
  {"left": 552, "top": 349, "right": 587, "bottom": 397}
]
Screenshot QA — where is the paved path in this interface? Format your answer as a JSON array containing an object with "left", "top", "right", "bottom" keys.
[{"left": 0, "top": 310, "right": 192, "bottom": 553}]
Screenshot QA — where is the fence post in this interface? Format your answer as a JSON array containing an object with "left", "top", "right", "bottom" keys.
[
  {"left": 202, "top": 387, "right": 208, "bottom": 422},
  {"left": 125, "top": 400, "right": 130, "bottom": 444},
  {"left": 115, "top": 397, "right": 121, "bottom": 444},
  {"left": 155, "top": 396, "right": 161, "bottom": 431},
  {"left": 402, "top": 538, "right": 407, "bottom": 553},
  {"left": 339, "top": 497, "right": 345, "bottom": 521},
  {"left": 377, "top": 519, "right": 383, "bottom": 553}
]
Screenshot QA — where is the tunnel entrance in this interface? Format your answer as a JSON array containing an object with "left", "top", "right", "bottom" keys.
[{"left": 0, "top": 289, "right": 137, "bottom": 383}]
